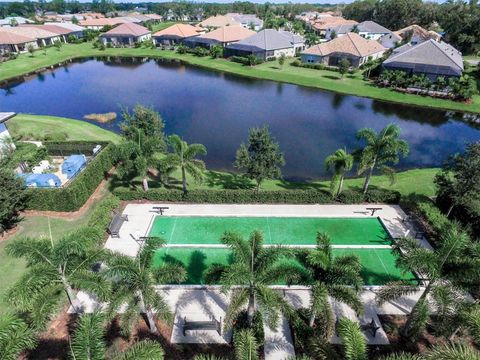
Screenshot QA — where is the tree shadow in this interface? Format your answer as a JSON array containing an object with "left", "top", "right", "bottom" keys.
[
  {"left": 274, "top": 179, "right": 329, "bottom": 190},
  {"left": 322, "top": 74, "right": 341, "bottom": 80},
  {"left": 204, "top": 171, "right": 254, "bottom": 190},
  {"left": 188, "top": 250, "right": 207, "bottom": 284}
]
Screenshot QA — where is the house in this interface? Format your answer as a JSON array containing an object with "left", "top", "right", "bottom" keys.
[
  {"left": 0, "top": 29, "right": 37, "bottom": 54},
  {"left": 225, "top": 29, "right": 305, "bottom": 60},
  {"left": 226, "top": 13, "right": 263, "bottom": 31},
  {"left": 144, "top": 13, "right": 163, "bottom": 22},
  {"left": 309, "top": 17, "right": 357, "bottom": 36},
  {"left": 301, "top": 32, "right": 386, "bottom": 67},
  {"left": 2, "top": 26, "right": 62, "bottom": 46},
  {"left": 0, "top": 112, "right": 16, "bottom": 155},
  {"left": 326, "top": 21, "right": 392, "bottom": 41},
  {"left": 394, "top": 24, "right": 441, "bottom": 45},
  {"left": 20, "top": 25, "right": 73, "bottom": 42},
  {"left": 184, "top": 26, "right": 255, "bottom": 48},
  {"left": 79, "top": 18, "right": 126, "bottom": 30},
  {"left": 383, "top": 39, "right": 463, "bottom": 80},
  {"left": 101, "top": 23, "right": 151, "bottom": 46},
  {"left": 379, "top": 32, "right": 402, "bottom": 49},
  {"left": 0, "top": 16, "right": 34, "bottom": 27},
  {"left": 153, "top": 23, "right": 199, "bottom": 46},
  {"left": 47, "top": 23, "right": 86, "bottom": 39},
  {"left": 198, "top": 15, "right": 240, "bottom": 29}
]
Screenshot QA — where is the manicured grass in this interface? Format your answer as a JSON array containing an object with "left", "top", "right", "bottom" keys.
[
  {"left": 1, "top": 42, "right": 479, "bottom": 113},
  {"left": 149, "top": 216, "right": 390, "bottom": 245},
  {"left": 152, "top": 247, "right": 414, "bottom": 285},
  {"left": 7, "top": 114, "right": 122, "bottom": 143},
  {"left": 150, "top": 21, "right": 177, "bottom": 33}
]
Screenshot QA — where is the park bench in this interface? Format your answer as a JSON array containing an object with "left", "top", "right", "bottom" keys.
[
  {"left": 152, "top": 206, "right": 169, "bottom": 215},
  {"left": 183, "top": 316, "right": 222, "bottom": 337},
  {"left": 361, "top": 318, "right": 381, "bottom": 337},
  {"left": 366, "top": 207, "right": 383, "bottom": 216},
  {"left": 107, "top": 213, "right": 128, "bottom": 238}
]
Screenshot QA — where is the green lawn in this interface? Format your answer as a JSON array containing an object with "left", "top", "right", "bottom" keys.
[
  {"left": 7, "top": 114, "right": 122, "bottom": 143},
  {"left": 1, "top": 42, "right": 479, "bottom": 113},
  {"left": 150, "top": 21, "right": 177, "bottom": 33},
  {"left": 149, "top": 216, "right": 390, "bottom": 245}
]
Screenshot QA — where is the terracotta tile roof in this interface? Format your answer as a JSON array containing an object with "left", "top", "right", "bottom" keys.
[
  {"left": 20, "top": 24, "right": 71, "bottom": 36},
  {"left": 102, "top": 22, "right": 150, "bottom": 37},
  {"left": 394, "top": 24, "right": 441, "bottom": 42},
  {"left": 79, "top": 17, "right": 125, "bottom": 27},
  {"left": 47, "top": 23, "right": 86, "bottom": 32},
  {"left": 153, "top": 23, "right": 199, "bottom": 38},
  {"left": 311, "top": 17, "right": 357, "bottom": 31},
  {"left": 198, "top": 25, "right": 255, "bottom": 43},
  {"left": 2, "top": 26, "right": 60, "bottom": 39},
  {"left": 302, "top": 32, "right": 386, "bottom": 57},
  {"left": 0, "top": 29, "right": 35, "bottom": 44},
  {"left": 199, "top": 15, "right": 240, "bottom": 28}
]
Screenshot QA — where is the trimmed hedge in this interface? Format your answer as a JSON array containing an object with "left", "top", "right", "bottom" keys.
[
  {"left": 112, "top": 187, "right": 401, "bottom": 204},
  {"left": 25, "top": 143, "right": 115, "bottom": 211}
]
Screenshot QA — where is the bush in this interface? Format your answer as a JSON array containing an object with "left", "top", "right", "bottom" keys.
[
  {"left": 230, "top": 55, "right": 263, "bottom": 66},
  {"left": 87, "top": 194, "right": 120, "bottom": 230},
  {"left": 112, "top": 187, "right": 401, "bottom": 204},
  {"left": 25, "top": 143, "right": 115, "bottom": 211},
  {"left": 416, "top": 200, "right": 451, "bottom": 235}
]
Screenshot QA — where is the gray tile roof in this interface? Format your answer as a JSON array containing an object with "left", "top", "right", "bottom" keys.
[
  {"left": 384, "top": 40, "right": 463, "bottom": 74},
  {"left": 331, "top": 20, "right": 391, "bottom": 35},
  {"left": 227, "top": 29, "right": 303, "bottom": 52}
]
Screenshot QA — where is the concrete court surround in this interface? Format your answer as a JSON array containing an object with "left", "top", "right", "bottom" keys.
[{"left": 75, "top": 203, "right": 431, "bottom": 359}]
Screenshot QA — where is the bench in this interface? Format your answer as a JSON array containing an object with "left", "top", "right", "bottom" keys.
[
  {"left": 366, "top": 207, "right": 383, "bottom": 216},
  {"left": 152, "top": 206, "right": 169, "bottom": 215},
  {"left": 361, "top": 318, "right": 380, "bottom": 337},
  {"left": 183, "top": 316, "right": 222, "bottom": 337},
  {"left": 107, "top": 213, "right": 128, "bottom": 238}
]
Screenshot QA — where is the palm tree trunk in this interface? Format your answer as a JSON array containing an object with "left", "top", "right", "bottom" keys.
[
  {"left": 446, "top": 204, "right": 455, "bottom": 217},
  {"left": 139, "top": 292, "right": 159, "bottom": 334},
  {"left": 60, "top": 273, "right": 79, "bottom": 313},
  {"left": 401, "top": 282, "right": 432, "bottom": 338},
  {"left": 181, "top": 165, "right": 187, "bottom": 195},
  {"left": 142, "top": 177, "right": 149, "bottom": 191},
  {"left": 363, "top": 163, "right": 375, "bottom": 194},
  {"left": 247, "top": 292, "right": 255, "bottom": 327},
  {"left": 337, "top": 175, "right": 344, "bottom": 196},
  {"left": 309, "top": 309, "right": 316, "bottom": 328}
]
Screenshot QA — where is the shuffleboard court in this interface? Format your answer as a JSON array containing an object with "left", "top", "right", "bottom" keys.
[
  {"left": 148, "top": 216, "right": 390, "bottom": 245},
  {"left": 152, "top": 247, "right": 415, "bottom": 286}
]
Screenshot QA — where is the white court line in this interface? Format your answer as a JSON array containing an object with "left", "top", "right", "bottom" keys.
[
  {"left": 162, "top": 244, "right": 392, "bottom": 249},
  {"left": 267, "top": 217, "right": 273, "bottom": 244},
  {"left": 373, "top": 248, "right": 390, "bottom": 276},
  {"left": 169, "top": 216, "right": 179, "bottom": 244}
]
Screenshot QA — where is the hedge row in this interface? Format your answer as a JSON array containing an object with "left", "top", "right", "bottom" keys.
[
  {"left": 25, "top": 143, "right": 115, "bottom": 211},
  {"left": 112, "top": 187, "right": 401, "bottom": 204},
  {"left": 44, "top": 141, "right": 110, "bottom": 156}
]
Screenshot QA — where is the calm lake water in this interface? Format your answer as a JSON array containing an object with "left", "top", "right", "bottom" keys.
[{"left": 1, "top": 57, "right": 479, "bottom": 180}]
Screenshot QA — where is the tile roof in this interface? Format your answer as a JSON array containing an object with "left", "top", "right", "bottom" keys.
[
  {"left": 0, "top": 29, "right": 35, "bottom": 44},
  {"left": 153, "top": 23, "right": 199, "bottom": 38},
  {"left": 0, "top": 16, "right": 34, "bottom": 26},
  {"left": 394, "top": 24, "right": 441, "bottom": 42},
  {"left": 227, "top": 29, "right": 304, "bottom": 52},
  {"left": 79, "top": 17, "right": 125, "bottom": 27},
  {"left": 3, "top": 26, "right": 60, "bottom": 39},
  {"left": 384, "top": 39, "right": 463, "bottom": 71},
  {"left": 20, "top": 24, "right": 72, "bottom": 36},
  {"left": 145, "top": 13, "right": 162, "bottom": 20},
  {"left": 47, "top": 22, "right": 86, "bottom": 32},
  {"left": 102, "top": 22, "right": 150, "bottom": 37},
  {"left": 311, "top": 17, "right": 357, "bottom": 31},
  {"left": 196, "top": 25, "right": 255, "bottom": 43},
  {"left": 199, "top": 15, "right": 240, "bottom": 28},
  {"left": 302, "top": 32, "right": 386, "bottom": 57},
  {"left": 357, "top": 21, "right": 391, "bottom": 34}
]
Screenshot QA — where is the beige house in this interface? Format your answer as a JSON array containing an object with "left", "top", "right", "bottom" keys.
[
  {"left": 153, "top": 23, "right": 199, "bottom": 46},
  {"left": 394, "top": 25, "right": 441, "bottom": 46},
  {"left": 301, "top": 32, "right": 386, "bottom": 67},
  {"left": 184, "top": 25, "right": 256, "bottom": 48},
  {"left": 0, "top": 29, "right": 36, "bottom": 54},
  {"left": 198, "top": 15, "right": 240, "bottom": 29},
  {"left": 101, "top": 23, "right": 151, "bottom": 47},
  {"left": 2, "top": 26, "right": 62, "bottom": 47}
]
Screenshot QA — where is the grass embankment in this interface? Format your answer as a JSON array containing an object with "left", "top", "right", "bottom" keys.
[
  {"left": 150, "top": 21, "right": 177, "bottom": 33},
  {"left": 8, "top": 114, "right": 122, "bottom": 143},
  {"left": 1, "top": 42, "right": 480, "bottom": 113}
]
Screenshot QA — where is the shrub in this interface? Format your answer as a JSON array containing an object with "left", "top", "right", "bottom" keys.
[{"left": 87, "top": 194, "right": 120, "bottom": 230}]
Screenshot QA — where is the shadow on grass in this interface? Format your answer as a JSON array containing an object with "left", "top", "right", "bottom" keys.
[
  {"left": 204, "top": 171, "right": 254, "bottom": 190},
  {"left": 322, "top": 74, "right": 341, "bottom": 80},
  {"left": 274, "top": 179, "right": 329, "bottom": 190}
]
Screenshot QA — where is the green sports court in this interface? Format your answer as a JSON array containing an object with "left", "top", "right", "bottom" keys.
[{"left": 148, "top": 216, "right": 391, "bottom": 246}]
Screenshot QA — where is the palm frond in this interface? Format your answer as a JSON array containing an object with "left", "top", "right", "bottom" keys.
[
  {"left": 0, "top": 313, "right": 37, "bottom": 360},
  {"left": 337, "top": 318, "right": 368, "bottom": 360},
  {"left": 234, "top": 329, "right": 259, "bottom": 360},
  {"left": 224, "top": 288, "right": 249, "bottom": 329},
  {"left": 70, "top": 312, "right": 106, "bottom": 360},
  {"left": 424, "top": 342, "right": 480, "bottom": 360},
  {"left": 152, "top": 262, "right": 187, "bottom": 284},
  {"left": 375, "top": 281, "right": 420, "bottom": 305},
  {"left": 116, "top": 340, "right": 165, "bottom": 360}
]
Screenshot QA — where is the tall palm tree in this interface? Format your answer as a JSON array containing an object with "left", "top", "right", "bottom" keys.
[
  {"left": 164, "top": 134, "right": 207, "bottom": 194},
  {"left": 356, "top": 124, "right": 409, "bottom": 194},
  {"left": 105, "top": 237, "right": 186, "bottom": 335},
  {"left": 376, "top": 224, "right": 479, "bottom": 339},
  {"left": 337, "top": 318, "right": 368, "bottom": 360},
  {"left": 0, "top": 314, "right": 37, "bottom": 360},
  {"left": 379, "top": 342, "right": 480, "bottom": 360},
  {"left": 305, "top": 233, "right": 363, "bottom": 329},
  {"left": 70, "top": 312, "right": 165, "bottom": 360},
  {"left": 325, "top": 148, "right": 354, "bottom": 197},
  {"left": 6, "top": 228, "right": 109, "bottom": 328},
  {"left": 206, "top": 231, "right": 306, "bottom": 328},
  {"left": 234, "top": 329, "right": 259, "bottom": 360}
]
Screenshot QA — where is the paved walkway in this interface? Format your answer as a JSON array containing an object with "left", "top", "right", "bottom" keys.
[{"left": 264, "top": 316, "right": 295, "bottom": 360}]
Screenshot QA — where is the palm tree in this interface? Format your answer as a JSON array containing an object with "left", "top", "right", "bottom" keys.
[
  {"left": 305, "top": 233, "right": 363, "bottom": 329},
  {"left": 376, "top": 224, "right": 478, "bottom": 339},
  {"left": 206, "top": 231, "right": 305, "bottom": 328},
  {"left": 379, "top": 342, "right": 480, "bottom": 360},
  {"left": 337, "top": 318, "right": 368, "bottom": 360},
  {"left": 6, "top": 228, "right": 109, "bottom": 328},
  {"left": 105, "top": 237, "right": 186, "bottom": 335},
  {"left": 70, "top": 312, "right": 165, "bottom": 360},
  {"left": 234, "top": 329, "right": 260, "bottom": 360},
  {"left": 356, "top": 124, "right": 409, "bottom": 194},
  {"left": 0, "top": 314, "right": 37, "bottom": 360},
  {"left": 325, "top": 148, "right": 354, "bottom": 197},
  {"left": 164, "top": 134, "right": 207, "bottom": 194}
]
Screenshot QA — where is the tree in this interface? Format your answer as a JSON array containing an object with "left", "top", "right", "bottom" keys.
[
  {"left": 338, "top": 58, "right": 350, "bottom": 79},
  {"left": 54, "top": 40, "right": 62, "bottom": 51},
  {"left": 0, "top": 167, "right": 27, "bottom": 234},
  {"left": 247, "top": 54, "right": 258, "bottom": 66},
  {"left": 376, "top": 224, "right": 480, "bottom": 339},
  {"left": 105, "top": 237, "right": 186, "bottom": 335},
  {"left": 0, "top": 314, "right": 37, "bottom": 360},
  {"left": 380, "top": 342, "right": 480, "bottom": 359},
  {"left": 337, "top": 318, "right": 368, "bottom": 360},
  {"left": 305, "top": 233, "right": 363, "bottom": 329},
  {"left": 278, "top": 53, "right": 286, "bottom": 68},
  {"left": 235, "top": 126, "right": 285, "bottom": 191},
  {"left": 325, "top": 148, "right": 354, "bottom": 197},
  {"left": 330, "top": 29, "right": 337, "bottom": 39},
  {"left": 163, "top": 134, "right": 207, "bottom": 195},
  {"left": 6, "top": 228, "right": 110, "bottom": 329},
  {"left": 356, "top": 124, "right": 409, "bottom": 194},
  {"left": 210, "top": 44, "right": 223, "bottom": 58},
  {"left": 27, "top": 44, "right": 34, "bottom": 57},
  {"left": 121, "top": 105, "right": 166, "bottom": 145},
  {"left": 234, "top": 329, "right": 259, "bottom": 360},
  {"left": 304, "top": 32, "right": 319, "bottom": 46},
  {"left": 206, "top": 231, "right": 304, "bottom": 328},
  {"left": 449, "top": 75, "right": 477, "bottom": 100}
]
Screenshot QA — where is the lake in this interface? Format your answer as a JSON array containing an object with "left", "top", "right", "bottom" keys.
[{"left": 1, "top": 57, "right": 479, "bottom": 181}]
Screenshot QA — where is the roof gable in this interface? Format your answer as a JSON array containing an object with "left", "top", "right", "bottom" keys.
[
  {"left": 229, "top": 29, "right": 302, "bottom": 51},
  {"left": 302, "top": 32, "right": 386, "bottom": 57},
  {"left": 103, "top": 22, "right": 150, "bottom": 37},
  {"left": 198, "top": 25, "right": 255, "bottom": 43},
  {"left": 153, "top": 23, "right": 198, "bottom": 38}
]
